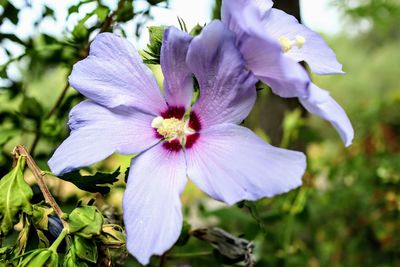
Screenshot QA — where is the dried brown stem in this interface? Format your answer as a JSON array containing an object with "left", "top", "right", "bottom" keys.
[{"left": 13, "top": 145, "right": 68, "bottom": 228}]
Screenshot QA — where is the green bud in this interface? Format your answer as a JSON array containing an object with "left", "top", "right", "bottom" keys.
[
  {"left": 98, "top": 224, "right": 125, "bottom": 248},
  {"left": 189, "top": 24, "right": 204, "bottom": 36},
  {"left": 68, "top": 206, "right": 103, "bottom": 238}
]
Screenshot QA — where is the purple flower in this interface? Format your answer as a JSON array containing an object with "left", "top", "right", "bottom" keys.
[
  {"left": 222, "top": 0, "right": 354, "bottom": 146},
  {"left": 48, "top": 21, "right": 306, "bottom": 264}
]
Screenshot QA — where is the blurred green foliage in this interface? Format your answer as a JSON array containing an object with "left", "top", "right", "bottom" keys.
[{"left": 0, "top": 0, "right": 400, "bottom": 266}]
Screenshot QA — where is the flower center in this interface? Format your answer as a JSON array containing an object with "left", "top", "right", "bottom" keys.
[
  {"left": 151, "top": 116, "right": 194, "bottom": 143},
  {"left": 278, "top": 35, "right": 306, "bottom": 53}
]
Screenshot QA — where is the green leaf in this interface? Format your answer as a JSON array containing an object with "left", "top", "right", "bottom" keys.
[
  {"left": 74, "top": 235, "right": 98, "bottom": 263},
  {"left": 59, "top": 168, "right": 121, "bottom": 195},
  {"left": 0, "top": 157, "right": 33, "bottom": 235},
  {"left": 18, "top": 248, "right": 58, "bottom": 267},
  {"left": 94, "top": 5, "right": 110, "bottom": 22},
  {"left": 64, "top": 238, "right": 90, "bottom": 267},
  {"left": 3, "top": 2, "right": 19, "bottom": 24},
  {"left": 19, "top": 96, "right": 44, "bottom": 120},
  {"left": 31, "top": 204, "right": 53, "bottom": 231},
  {"left": 116, "top": 1, "right": 134, "bottom": 22},
  {"left": 68, "top": 206, "right": 103, "bottom": 238}
]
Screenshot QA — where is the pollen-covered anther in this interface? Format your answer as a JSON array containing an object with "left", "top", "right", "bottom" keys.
[
  {"left": 278, "top": 35, "right": 306, "bottom": 53},
  {"left": 151, "top": 116, "right": 194, "bottom": 142}
]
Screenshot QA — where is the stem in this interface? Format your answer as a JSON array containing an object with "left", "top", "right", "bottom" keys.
[
  {"left": 45, "top": 81, "right": 70, "bottom": 119},
  {"left": 159, "top": 253, "right": 167, "bottom": 267},
  {"left": 49, "top": 229, "right": 68, "bottom": 252},
  {"left": 13, "top": 145, "right": 67, "bottom": 228},
  {"left": 100, "top": 0, "right": 126, "bottom": 33}
]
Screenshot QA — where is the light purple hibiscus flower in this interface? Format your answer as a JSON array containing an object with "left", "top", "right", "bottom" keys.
[
  {"left": 221, "top": 0, "right": 354, "bottom": 146},
  {"left": 48, "top": 21, "right": 306, "bottom": 264}
]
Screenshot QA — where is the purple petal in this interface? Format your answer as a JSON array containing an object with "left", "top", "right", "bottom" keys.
[
  {"left": 186, "top": 20, "right": 257, "bottom": 128},
  {"left": 48, "top": 100, "right": 158, "bottom": 175},
  {"left": 221, "top": 0, "right": 273, "bottom": 24},
  {"left": 161, "top": 27, "right": 193, "bottom": 109},
  {"left": 299, "top": 83, "right": 354, "bottom": 146},
  {"left": 221, "top": 1, "right": 310, "bottom": 98},
  {"left": 263, "top": 8, "right": 344, "bottom": 75},
  {"left": 241, "top": 34, "right": 310, "bottom": 98},
  {"left": 185, "top": 124, "right": 306, "bottom": 205},
  {"left": 123, "top": 144, "right": 187, "bottom": 265},
  {"left": 69, "top": 33, "right": 167, "bottom": 114}
]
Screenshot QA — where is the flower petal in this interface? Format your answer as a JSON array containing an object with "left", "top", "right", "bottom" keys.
[
  {"left": 48, "top": 100, "right": 158, "bottom": 175},
  {"left": 185, "top": 124, "right": 306, "bottom": 205},
  {"left": 161, "top": 27, "right": 193, "bottom": 109},
  {"left": 69, "top": 32, "right": 167, "bottom": 114},
  {"left": 123, "top": 144, "right": 187, "bottom": 265},
  {"left": 240, "top": 34, "right": 310, "bottom": 98},
  {"left": 299, "top": 83, "right": 354, "bottom": 146},
  {"left": 221, "top": 1, "right": 310, "bottom": 98},
  {"left": 221, "top": 0, "right": 273, "bottom": 23},
  {"left": 186, "top": 20, "right": 257, "bottom": 128},
  {"left": 263, "top": 8, "right": 344, "bottom": 75}
]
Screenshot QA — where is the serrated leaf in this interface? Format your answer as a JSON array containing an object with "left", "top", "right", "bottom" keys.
[
  {"left": 74, "top": 235, "right": 98, "bottom": 263},
  {"left": 59, "top": 168, "right": 120, "bottom": 195},
  {"left": 68, "top": 206, "right": 103, "bottom": 238},
  {"left": 0, "top": 157, "right": 33, "bottom": 235}
]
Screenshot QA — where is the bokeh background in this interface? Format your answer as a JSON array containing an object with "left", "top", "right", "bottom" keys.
[{"left": 1, "top": 0, "right": 400, "bottom": 266}]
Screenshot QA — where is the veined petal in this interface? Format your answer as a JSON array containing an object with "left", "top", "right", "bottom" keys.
[
  {"left": 48, "top": 100, "right": 158, "bottom": 175},
  {"left": 263, "top": 8, "right": 344, "bottom": 75},
  {"left": 69, "top": 33, "right": 167, "bottom": 114},
  {"left": 185, "top": 124, "right": 306, "bottom": 205},
  {"left": 221, "top": 0, "right": 310, "bottom": 98},
  {"left": 299, "top": 83, "right": 354, "bottom": 147},
  {"left": 186, "top": 20, "right": 257, "bottom": 128},
  {"left": 161, "top": 27, "right": 193, "bottom": 109},
  {"left": 123, "top": 144, "right": 187, "bottom": 265}
]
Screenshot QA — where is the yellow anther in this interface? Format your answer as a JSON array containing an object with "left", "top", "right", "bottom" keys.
[
  {"left": 278, "top": 35, "right": 306, "bottom": 53},
  {"left": 278, "top": 37, "right": 292, "bottom": 53},
  {"left": 295, "top": 35, "right": 306, "bottom": 48},
  {"left": 151, "top": 116, "right": 186, "bottom": 140}
]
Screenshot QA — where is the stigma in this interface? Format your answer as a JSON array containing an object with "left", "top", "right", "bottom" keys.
[
  {"left": 278, "top": 35, "right": 306, "bottom": 53},
  {"left": 151, "top": 116, "right": 194, "bottom": 144}
]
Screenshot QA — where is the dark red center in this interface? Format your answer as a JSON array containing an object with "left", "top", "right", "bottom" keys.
[{"left": 157, "top": 106, "right": 202, "bottom": 152}]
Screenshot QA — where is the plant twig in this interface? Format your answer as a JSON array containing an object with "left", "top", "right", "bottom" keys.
[{"left": 13, "top": 145, "right": 68, "bottom": 228}]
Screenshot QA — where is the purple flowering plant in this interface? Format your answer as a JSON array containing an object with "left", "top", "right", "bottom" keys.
[
  {"left": 48, "top": 21, "right": 307, "bottom": 264},
  {"left": 0, "top": 0, "right": 355, "bottom": 266},
  {"left": 49, "top": 0, "right": 353, "bottom": 264}
]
